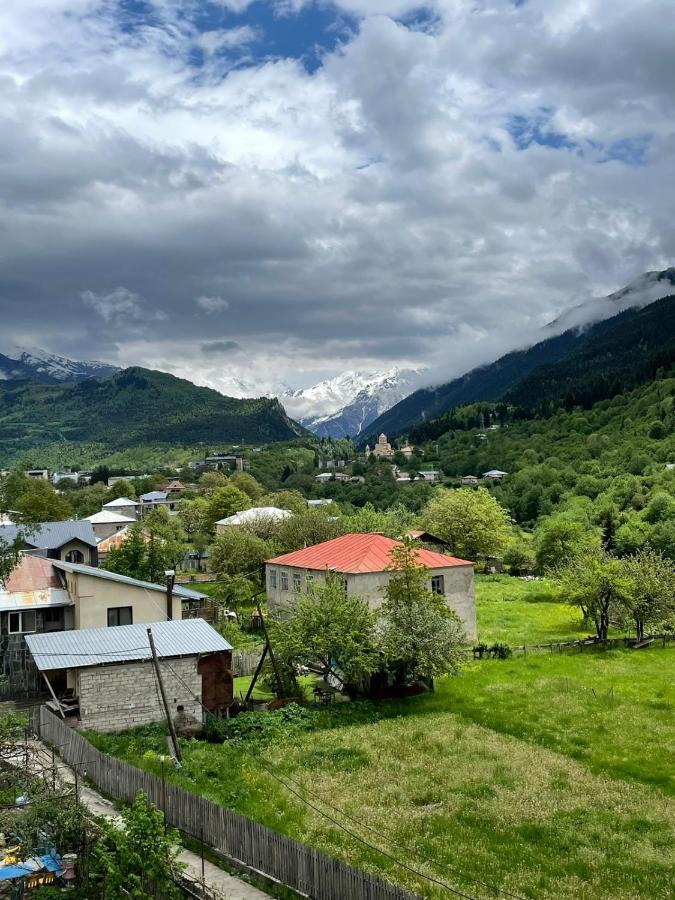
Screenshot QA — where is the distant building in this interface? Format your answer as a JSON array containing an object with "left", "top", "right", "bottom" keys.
[
  {"left": 102, "top": 497, "right": 138, "bottom": 520},
  {"left": 365, "top": 434, "right": 395, "bottom": 460},
  {"left": 417, "top": 470, "right": 439, "bottom": 483},
  {"left": 482, "top": 469, "right": 508, "bottom": 481},
  {"left": 461, "top": 475, "right": 479, "bottom": 486},
  {"left": 315, "top": 473, "right": 334, "bottom": 482},
  {"left": 399, "top": 446, "right": 416, "bottom": 459},
  {"left": 25, "top": 469, "right": 50, "bottom": 480},
  {"left": 138, "top": 490, "right": 178, "bottom": 517},
  {"left": 85, "top": 510, "right": 136, "bottom": 541},
  {"left": 215, "top": 506, "right": 292, "bottom": 534},
  {"left": 0, "top": 520, "right": 98, "bottom": 566},
  {"left": 266, "top": 532, "right": 476, "bottom": 640}
]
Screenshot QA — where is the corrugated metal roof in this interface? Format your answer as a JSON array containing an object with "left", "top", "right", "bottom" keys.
[
  {"left": 216, "top": 507, "right": 292, "bottom": 526},
  {"left": 102, "top": 497, "right": 138, "bottom": 508},
  {"left": 267, "top": 533, "right": 473, "bottom": 573},
  {"left": 26, "top": 618, "right": 231, "bottom": 671},
  {"left": 0, "top": 520, "right": 97, "bottom": 550},
  {"left": 85, "top": 511, "right": 136, "bottom": 524},
  {"left": 51, "top": 560, "right": 207, "bottom": 600},
  {"left": 140, "top": 491, "right": 169, "bottom": 501}
]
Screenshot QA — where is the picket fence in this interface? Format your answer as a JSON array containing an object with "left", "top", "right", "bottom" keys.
[
  {"left": 36, "top": 707, "right": 419, "bottom": 900},
  {"left": 231, "top": 650, "right": 264, "bottom": 678}
]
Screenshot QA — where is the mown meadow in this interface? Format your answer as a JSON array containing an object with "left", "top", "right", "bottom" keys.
[{"left": 90, "top": 577, "right": 675, "bottom": 900}]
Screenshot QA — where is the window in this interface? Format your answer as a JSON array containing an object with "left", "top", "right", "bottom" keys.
[
  {"left": 8, "top": 611, "right": 36, "bottom": 634},
  {"left": 431, "top": 575, "right": 445, "bottom": 595},
  {"left": 305, "top": 572, "right": 314, "bottom": 586},
  {"left": 293, "top": 573, "right": 302, "bottom": 593},
  {"left": 269, "top": 569, "right": 277, "bottom": 590},
  {"left": 65, "top": 549, "right": 84, "bottom": 564},
  {"left": 42, "top": 608, "right": 64, "bottom": 632},
  {"left": 280, "top": 572, "right": 289, "bottom": 591},
  {"left": 107, "top": 607, "right": 133, "bottom": 627}
]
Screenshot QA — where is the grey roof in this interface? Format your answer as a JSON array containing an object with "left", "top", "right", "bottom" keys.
[
  {"left": 0, "top": 520, "right": 97, "bottom": 550},
  {"left": 102, "top": 497, "right": 138, "bottom": 508},
  {"left": 140, "top": 491, "right": 169, "bottom": 501},
  {"left": 51, "top": 560, "right": 207, "bottom": 600},
  {"left": 26, "top": 618, "right": 232, "bottom": 671}
]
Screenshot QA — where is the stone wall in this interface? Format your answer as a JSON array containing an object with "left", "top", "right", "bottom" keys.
[{"left": 77, "top": 656, "right": 202, "bottom": 733}]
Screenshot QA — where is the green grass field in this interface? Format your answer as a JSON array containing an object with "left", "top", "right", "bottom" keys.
[{"left": 94, "top": 642, "right": 675, "bottom": 900}]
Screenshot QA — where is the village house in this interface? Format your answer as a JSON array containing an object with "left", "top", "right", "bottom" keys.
[
  {"left": 266, "top": 532, "right": 476, "bottom": 640},
  {"left": 84, "top": 509, "right": 136, "bottom": 541},
  {"left": 138, "top": 490, "right": 178, "bottom": 517},
  {"left": 365, "top": 433, "right": 395, "bottom": 460},
  {"left": 462, "top": 475, "right": 479, "bottom": 486},
  {"left": 26, "top": 618, "right": 233, "bottom": 733},
  {"left": 0, "top": 520, "right": 99, "bottom": 566},
  {"left": 482, "top": 469, "right": 508, "bottom": 481},
  {"left": 405, "top": 530, "right": 451, "bottom": 552},
  {"left": 399, "top": 445, "right": 416, "bottom": 459},
  {"left": 0, "top": 554, "right": 207, "bottom": 696},
  {"left": 101, "top": 496, "right": 138, "bottom": 520},
  {"left": 215, "top": 506, "right": 292, "bottom": 534},
  {"left": 417, "top": 470, "right": 439, "bottom": 483}
]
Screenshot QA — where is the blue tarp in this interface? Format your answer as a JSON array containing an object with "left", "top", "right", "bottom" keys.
[{"left": 0, "top": 849, "right": 62, "bottom": 880}]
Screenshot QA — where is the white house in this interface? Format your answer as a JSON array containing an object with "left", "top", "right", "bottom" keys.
[
  {"left": 215, "top": 506, "right": 292, "bottom": 534},
  {"left": 266, "top": 532, "right": 476, "bottom": 640},
  {"left": 85, "top": 510, "right": 136, "bottom": 541},
  {"left": 102, "top": 497, "right": 138, "bottom": 520},
  {"left": 482, "top": 469, "right": 508, "bottom": 481}
]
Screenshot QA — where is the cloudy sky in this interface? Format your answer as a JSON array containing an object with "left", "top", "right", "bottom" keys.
[{"left": 0, "top": 0, "right": 673, "bottom": 396}]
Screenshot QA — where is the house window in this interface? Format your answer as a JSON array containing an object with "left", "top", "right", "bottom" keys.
[
  {"left": 269, "top": 570, "right": 277, "bottom": 590},
  {"left": 107, "top": 607, "right": 133, "bottom": 627},
  {"left": 305, "top": 572, "right": 314, "bottom": 587},
  {"left": 8, "top": 611, "right": 36, "bottom": 634},
  {"left": 431, "top": 575, "right": 445, "bottom": 595},
  {"left": 293, "top": 573, "right": 302, "bottom": 593},
  {"left": 280, "top": 572, "right": 289, "bottom": 591},
  {"left": 65, "top": 549, "right": 84, "bottom": 564},
  {"left": 43, "top": 608, "right": 64, "bottom": 632}
]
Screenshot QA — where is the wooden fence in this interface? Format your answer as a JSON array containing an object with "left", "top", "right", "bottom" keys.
[
  {"left": 505, "top": 633, "right": 675, "bottom": 656},
  {"left": 231, "top": 650, "right": 264, "bottom": 678},
  {"left": 36, "top": 708, "right": 419, "bottom": 900}
]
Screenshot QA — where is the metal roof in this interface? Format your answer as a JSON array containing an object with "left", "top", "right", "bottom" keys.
[
  {"left": 216, "top": 506, "right": 292, "bottom": 526},
  {"left": 85, "top": 510, "right": 137, "bottom": 524},
  {"left": 0, "top": 520, "right": 98, "bottom": 550},
  {"left": 102, "top": 497, "right": 138, "bottom": 508},
  {"left": 267, "top": 532, "right": 473, "bottom": 573},
  {"left": 51, "top": 560, "right": 207, "bottom": 600},
  {"left": 140, "top": 491, "right": 169, "bottom": 501},
  {"left": 26, "top": 618, "right": 232, "bottom": 671}
]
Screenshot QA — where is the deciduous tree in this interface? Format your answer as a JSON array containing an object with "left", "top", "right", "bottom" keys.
[{"left": 421, "top": 487, "right": 512, "bottom": 561}]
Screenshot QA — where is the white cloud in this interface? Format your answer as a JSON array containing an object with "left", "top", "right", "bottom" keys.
[
  {"left": 196, "top": 296, "right": 230, "bottom": 314},
  {"left": 0, "top": 0, "right": 673, "bottom": 394}
]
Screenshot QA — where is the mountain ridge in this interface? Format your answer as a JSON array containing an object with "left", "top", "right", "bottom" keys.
[{"left": 0, "top": 344, "right": 119, "bottom": 383}]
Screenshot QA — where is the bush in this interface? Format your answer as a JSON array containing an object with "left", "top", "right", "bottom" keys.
[
  {"left": 202, "top": 704, "right": 319, "bottom": 745},
  {"left": 489, "top": 642, "right": 513, "bottom": 659}
]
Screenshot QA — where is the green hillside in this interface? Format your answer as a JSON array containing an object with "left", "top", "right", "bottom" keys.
[
  {"left": 363, "top": 292, "right": 675, "bottom": 441},
  {"left": 0, "top": 367, "right": 305, "bottom": 459}
]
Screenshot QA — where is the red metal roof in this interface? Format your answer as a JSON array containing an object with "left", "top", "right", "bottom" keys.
[
  {"left": 267, "top": 533, "right": 473, "bottom": 573},
  {"left": 4, "top": 556, "right": 62, "bottom": 592}
]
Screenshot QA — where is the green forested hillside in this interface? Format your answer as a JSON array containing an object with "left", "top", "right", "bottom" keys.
[
  {"left": 0, "top": 367, "right": 305, "bottom": 460},
  {"left": 363, "top": 293, "right": 675, "bottom": 441}
]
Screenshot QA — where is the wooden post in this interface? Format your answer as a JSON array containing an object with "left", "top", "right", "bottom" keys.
[
  {"left": 244, "top": 643, "right": 269, "bottom": 703},
  {"left": 256, "top": 598, "right": 285, "bottom": 698},
  {"left": 147, "top": 627, "right": 182, "bottom": 762},
  {"left": 41, "top": 673, "right": 65, "bottom": 719},
  {"left": 165, "top": 570, "right": 175, "bottom": 621}
]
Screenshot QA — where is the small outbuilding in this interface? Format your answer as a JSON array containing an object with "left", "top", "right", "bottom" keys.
[{"left": 26, "top": 618, "right": 233, "bottom": 733}]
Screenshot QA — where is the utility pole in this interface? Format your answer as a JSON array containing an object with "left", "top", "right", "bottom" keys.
[
  {"left": 165, "top": 569, "right": 175, "bottom": 621},
  {"left": 147, "top": 627, "right": 182, "bottom": 762}
]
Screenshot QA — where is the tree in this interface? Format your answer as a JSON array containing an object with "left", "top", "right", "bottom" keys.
[
  {"left": 259, "top": 490, "right": 308, "bottom": 515},
  {"left": 421, "top": 487, "right": 512, "bottom": 561},
  {"left": 556, "top": 547, "right": 630, "bottom": 640},
  {"left": 206, "top": 484, "right": 251, "bottom": 530},
  {"left": 209, "top": 527, "right": 273, "bottom": 585},
  {"left": 535, "top": 515, "right": 601, "bottom": 572},
  {"left": 177, "top": 498, "right": 208, "bottom": 541},
  {"left": 0, "top": 473, "right": 72, "bottom": 524},
  {"left": 107, "top": 478, "right": 137, "bottom": 500},
  {"left": 229, "top": 470, "right": 265, "bottom": 502},
  {"left": 104, "top": 525, "right": 149, "bottom": 580},
  {"left": 273, "top": 574, "right": 378, "bottom": 693},
  {"left": 198, "top": 470, "right": 229, "bottom": 496},
  {"left": 90, "top": 791, "right": 182, "bottom": 899},
  {"left": 377, "top": 542, "right": 465, "bottom": 685},
  {"left": 276, "top": 508, "right": 346, "bottom": 553},
  {"left": 105, "top": 510, "right": 184, "bottom": 583},
  {"left": 623, "top": 549, "right": 675, "bottom": 640},
  {"left": 502, "top": 541, "right": 535, "bottom": 575}
]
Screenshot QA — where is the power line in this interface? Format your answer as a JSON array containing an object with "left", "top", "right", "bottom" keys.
[{"left": 160, "top": 659, "right": 492, "bottom": 900}]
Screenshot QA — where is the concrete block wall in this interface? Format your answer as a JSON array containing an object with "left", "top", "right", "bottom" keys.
[{"left": 78, "top": 657, "right": 202, "bottom": 733}]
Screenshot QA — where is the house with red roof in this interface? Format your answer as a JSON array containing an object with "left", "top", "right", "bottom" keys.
[{"left": 266, "top": 533, "right": 476, "bottom": 640}]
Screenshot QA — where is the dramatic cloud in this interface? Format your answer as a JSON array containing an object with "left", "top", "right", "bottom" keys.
[{"left": 0, "top": 0, "right": 673, "bottom": 396}]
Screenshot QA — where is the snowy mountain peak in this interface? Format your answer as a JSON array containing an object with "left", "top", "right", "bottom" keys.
[
  {"left": 283, "top": 367, "right": 424, "bottom": 438},
  {"left": 549, "top": 268, "right": 675, "bottom": 333},
  {"left": 0, "top": 344, "right": 119, "bottom": 383}
]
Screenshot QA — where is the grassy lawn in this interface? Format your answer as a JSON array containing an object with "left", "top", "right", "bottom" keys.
[
  {"left": 476, "top": 574, "right": 594, "bottom": 644},
  {"left": 93, "top": 646, "right": 675, "bottom": 900}
]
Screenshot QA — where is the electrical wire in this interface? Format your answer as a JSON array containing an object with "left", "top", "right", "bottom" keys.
[{"left": 159, "top": 658, "right": 516, "bottom": 900}]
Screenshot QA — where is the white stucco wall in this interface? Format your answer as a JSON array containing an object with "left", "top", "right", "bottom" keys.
[{"left": 266, "top": 563, "right": 476, "bottom": 640}]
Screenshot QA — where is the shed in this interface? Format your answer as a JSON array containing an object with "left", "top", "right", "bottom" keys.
[{"left": 26, "top": 618, "right": 233, "bottom": 733}]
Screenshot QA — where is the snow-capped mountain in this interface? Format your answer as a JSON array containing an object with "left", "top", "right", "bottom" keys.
[
  {"left": 0, "top": 344, "right": 119, "bottom": 383},
  {"left": 283, "top": 367, "right": 424, "bottom": 438},
  {"left": 549, "top": 268, "right": 675, "bottom": 333}
]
